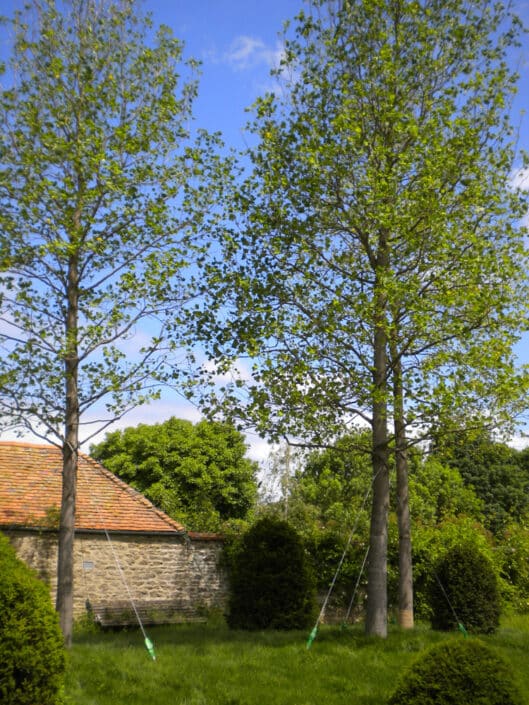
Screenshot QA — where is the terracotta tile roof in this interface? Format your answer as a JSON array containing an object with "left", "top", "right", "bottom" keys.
[{"left": 0, "top": 441, "right": 185, "bottom": 534}]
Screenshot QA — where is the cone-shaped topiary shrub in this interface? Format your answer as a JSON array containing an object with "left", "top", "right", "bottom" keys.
[
  {"left": 0, "top": 534, "right": 65, "bottom": 705},
  {"left": 227, "top": 517, "right": 316, "bottom": 630},
  {"left": 388, "top": 638, "right": 523, "bottom": 705},
  {"left": 429, "top": 542, "right": 500, "bottom": 634}
]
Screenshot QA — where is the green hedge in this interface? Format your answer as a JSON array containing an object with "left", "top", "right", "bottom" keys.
[
  {"left": 411, "top": 517, "right": 502, "bottom": 620},
  {"left": 430, "top": 542, "right": 500, "bottom": 634},
  {"left": 388, "top": 638, "right": 523, "bottom": 705},
  {"left": 0, "top": 534, "right": 65, "bottom": 705},
  {"left": 227, "top": 517, "right": 316, "bottom": 630}
]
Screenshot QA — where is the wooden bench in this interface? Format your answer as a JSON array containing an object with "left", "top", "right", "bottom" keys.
[{"left": 87, "top": 599, "right": 208, "bottom": 627}]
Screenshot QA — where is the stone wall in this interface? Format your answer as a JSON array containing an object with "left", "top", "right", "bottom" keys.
[{"left": 4, "top": 528, "right": 229, "bottom": 620}]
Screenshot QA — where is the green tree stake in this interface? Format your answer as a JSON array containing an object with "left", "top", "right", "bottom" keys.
[
  {"left": 145, "top": 636, "right": 156, "bottom": 661},
  {"left": 458, "top": 623, "right": 468, "bottom": 638},
  {"left": 306, "top": 625, "right": 318, "bottom": 649}
]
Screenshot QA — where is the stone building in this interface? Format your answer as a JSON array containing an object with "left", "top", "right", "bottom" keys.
[{"left": 0, "top": 441, "right": 228, "bottom": 624}]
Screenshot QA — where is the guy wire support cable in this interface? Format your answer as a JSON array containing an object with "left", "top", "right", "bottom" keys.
[
  {"left": 95, "top": 502, "right": 157, "bottom": 660},
  {"left": 341, "top": 543, "right": 369, "bottom": 630},
  {"left": 306, "top": 480, "right": 373, "bottom": 650},
  {"left": 433, "top": 571, "right": 468, "bottom": 638}
]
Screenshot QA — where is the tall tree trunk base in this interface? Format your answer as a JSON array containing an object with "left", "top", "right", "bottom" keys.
[
  {"left": 365, "top": 610, "right": 388, "bottom": 638},
  {"left": 398, "top": 608, "right": 414, "bottom": 630}
]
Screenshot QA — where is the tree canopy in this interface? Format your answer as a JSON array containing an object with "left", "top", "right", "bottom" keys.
[
  {"left": 91, "top": 417, "right": 259, "bottom": 531},
  {"left": 0, "top": 0, "right": 229, "bottom": 644},
  {"left": 0, "top": 0, "right": 227, "bottom": 443},
  {"left": 190, "top": 0, "right": 528, "bottom": 636},
  {"left": 431, "top": 427, "right": 529, "bottom": 533},
  {"left": 289, "top": 432, "right": 372, "bottom": 530}
]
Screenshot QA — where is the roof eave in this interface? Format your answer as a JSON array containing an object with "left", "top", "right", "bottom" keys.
[{"left": 0, "top": 524, "right": 187, "bottom": 537}]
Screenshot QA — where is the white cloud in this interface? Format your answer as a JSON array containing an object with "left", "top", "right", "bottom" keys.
[
  {"left": 201, "top": 357, "right": 253, "bottom": 384},
  {"left": 223, "top": 35, "right": 284, "bottom": 72},
  {"left": 509, "top": 167, "right": 529, "bottom": 191},
  {"left": 508, "top": 433, "right": 529, "bottom": 451},
  {"left": 81, "top": 396, "right": 203, "bottom": 446},
  {"left": 246, "top": 434, "right": 274, "bottom": 463},
  {"left": 508, "top": 167, "right": 529, "bottom": 228}
]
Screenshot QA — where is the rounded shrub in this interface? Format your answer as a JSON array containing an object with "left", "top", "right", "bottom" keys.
[
  {"left": 227, "top": 517, "right": 316, "bottom": 630},
  {"left": 429, "top": 542, "right": 500, "bottom": 634},
  {"left": 497, "top": 523, "right": 529, "bottom": 613},
  {"left": 411, "top": 517, "right": 501, "bottom": 622},
  {"left": 388, "top": 638, "right": 523, "bottom": 705},
  {"left": 0, "top": 534, "right": 65, "bottom": 705}
]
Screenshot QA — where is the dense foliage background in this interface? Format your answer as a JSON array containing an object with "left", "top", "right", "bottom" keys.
[{"left": 91, "top": 418, "right": 258, "bottom": 531}]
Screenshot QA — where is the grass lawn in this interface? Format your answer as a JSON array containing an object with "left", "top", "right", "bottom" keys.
[{"left": 66, "top": 615, "right": 529, "bottom": 705}]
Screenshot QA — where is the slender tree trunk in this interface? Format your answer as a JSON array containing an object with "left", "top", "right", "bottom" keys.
[
  {"left": 366, "top": 260, "right": 390, "bottom": 638},
  {"left": 366, "top": 412, "right": 389, "bottom": 636},
  {"left": 283, "top": 443, "right": 290, "bottom": 520},
  {"left": 57, "top": 436, "right": 78, "bottom": 646},
  {"left": 393, "top": 356, "right": 414, "bottom": 629},
  {"left": 56, "top": 252, "right": 80, "bottom": 647}
]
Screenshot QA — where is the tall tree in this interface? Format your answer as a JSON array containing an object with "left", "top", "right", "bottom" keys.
[
  {"left": 0, "top": 0, "right": 228, "bottom": 645},
  {"left": 90, "top": 417, "right": 258, "bottom": 531},
  {"left": 290, "top": 431, "right": 372, "bottom": 531},
  {"left": 408, "top": 456, "right": 484, "bottom": 526},
  {"left": 431, "top": 426, "right": 529, "bottom": 533},
  {"left": 191, "top": 0, "right": 527, "bottom": 637}
]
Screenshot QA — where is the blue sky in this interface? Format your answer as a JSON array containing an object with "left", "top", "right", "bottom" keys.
[
  {"left": 141, "top": 0, "right": 306, "bottom": 460},
  {"left": 1, "top": 0, "right": 529, "bottom": 457},
  {"left": 145, "top": 0, "right": 303, "bottom": 148}
]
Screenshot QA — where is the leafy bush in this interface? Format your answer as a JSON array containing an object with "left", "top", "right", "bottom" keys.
[
  {"left": 411, "top": 517, "right": 500, "bottom": 621},
  {"left": 91, "top": 417, "right": 258, "bottom": 532},
  {"left": 430, "top": 542, "right": 500, "bottom": 634},
  {"left": 496, "top": 522, "right": 529, "bottom": 613},
  {"left": 432, "top": 429, "right": 529, "bottom": 534},
  {"left": 227, "top": 517, "right": 316, "bottom": 630},
  {"left": 0, "top": 534, "right": 65, "bottom": 705},
  {"left": 305, "top": 529, "right": 367, "bottom": 600},
  {"left": 388, "top": 638, "right": 523, "bottom": 705},
  {"left": 409, "top": 457, "right": 484, "bottom": 525}
]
